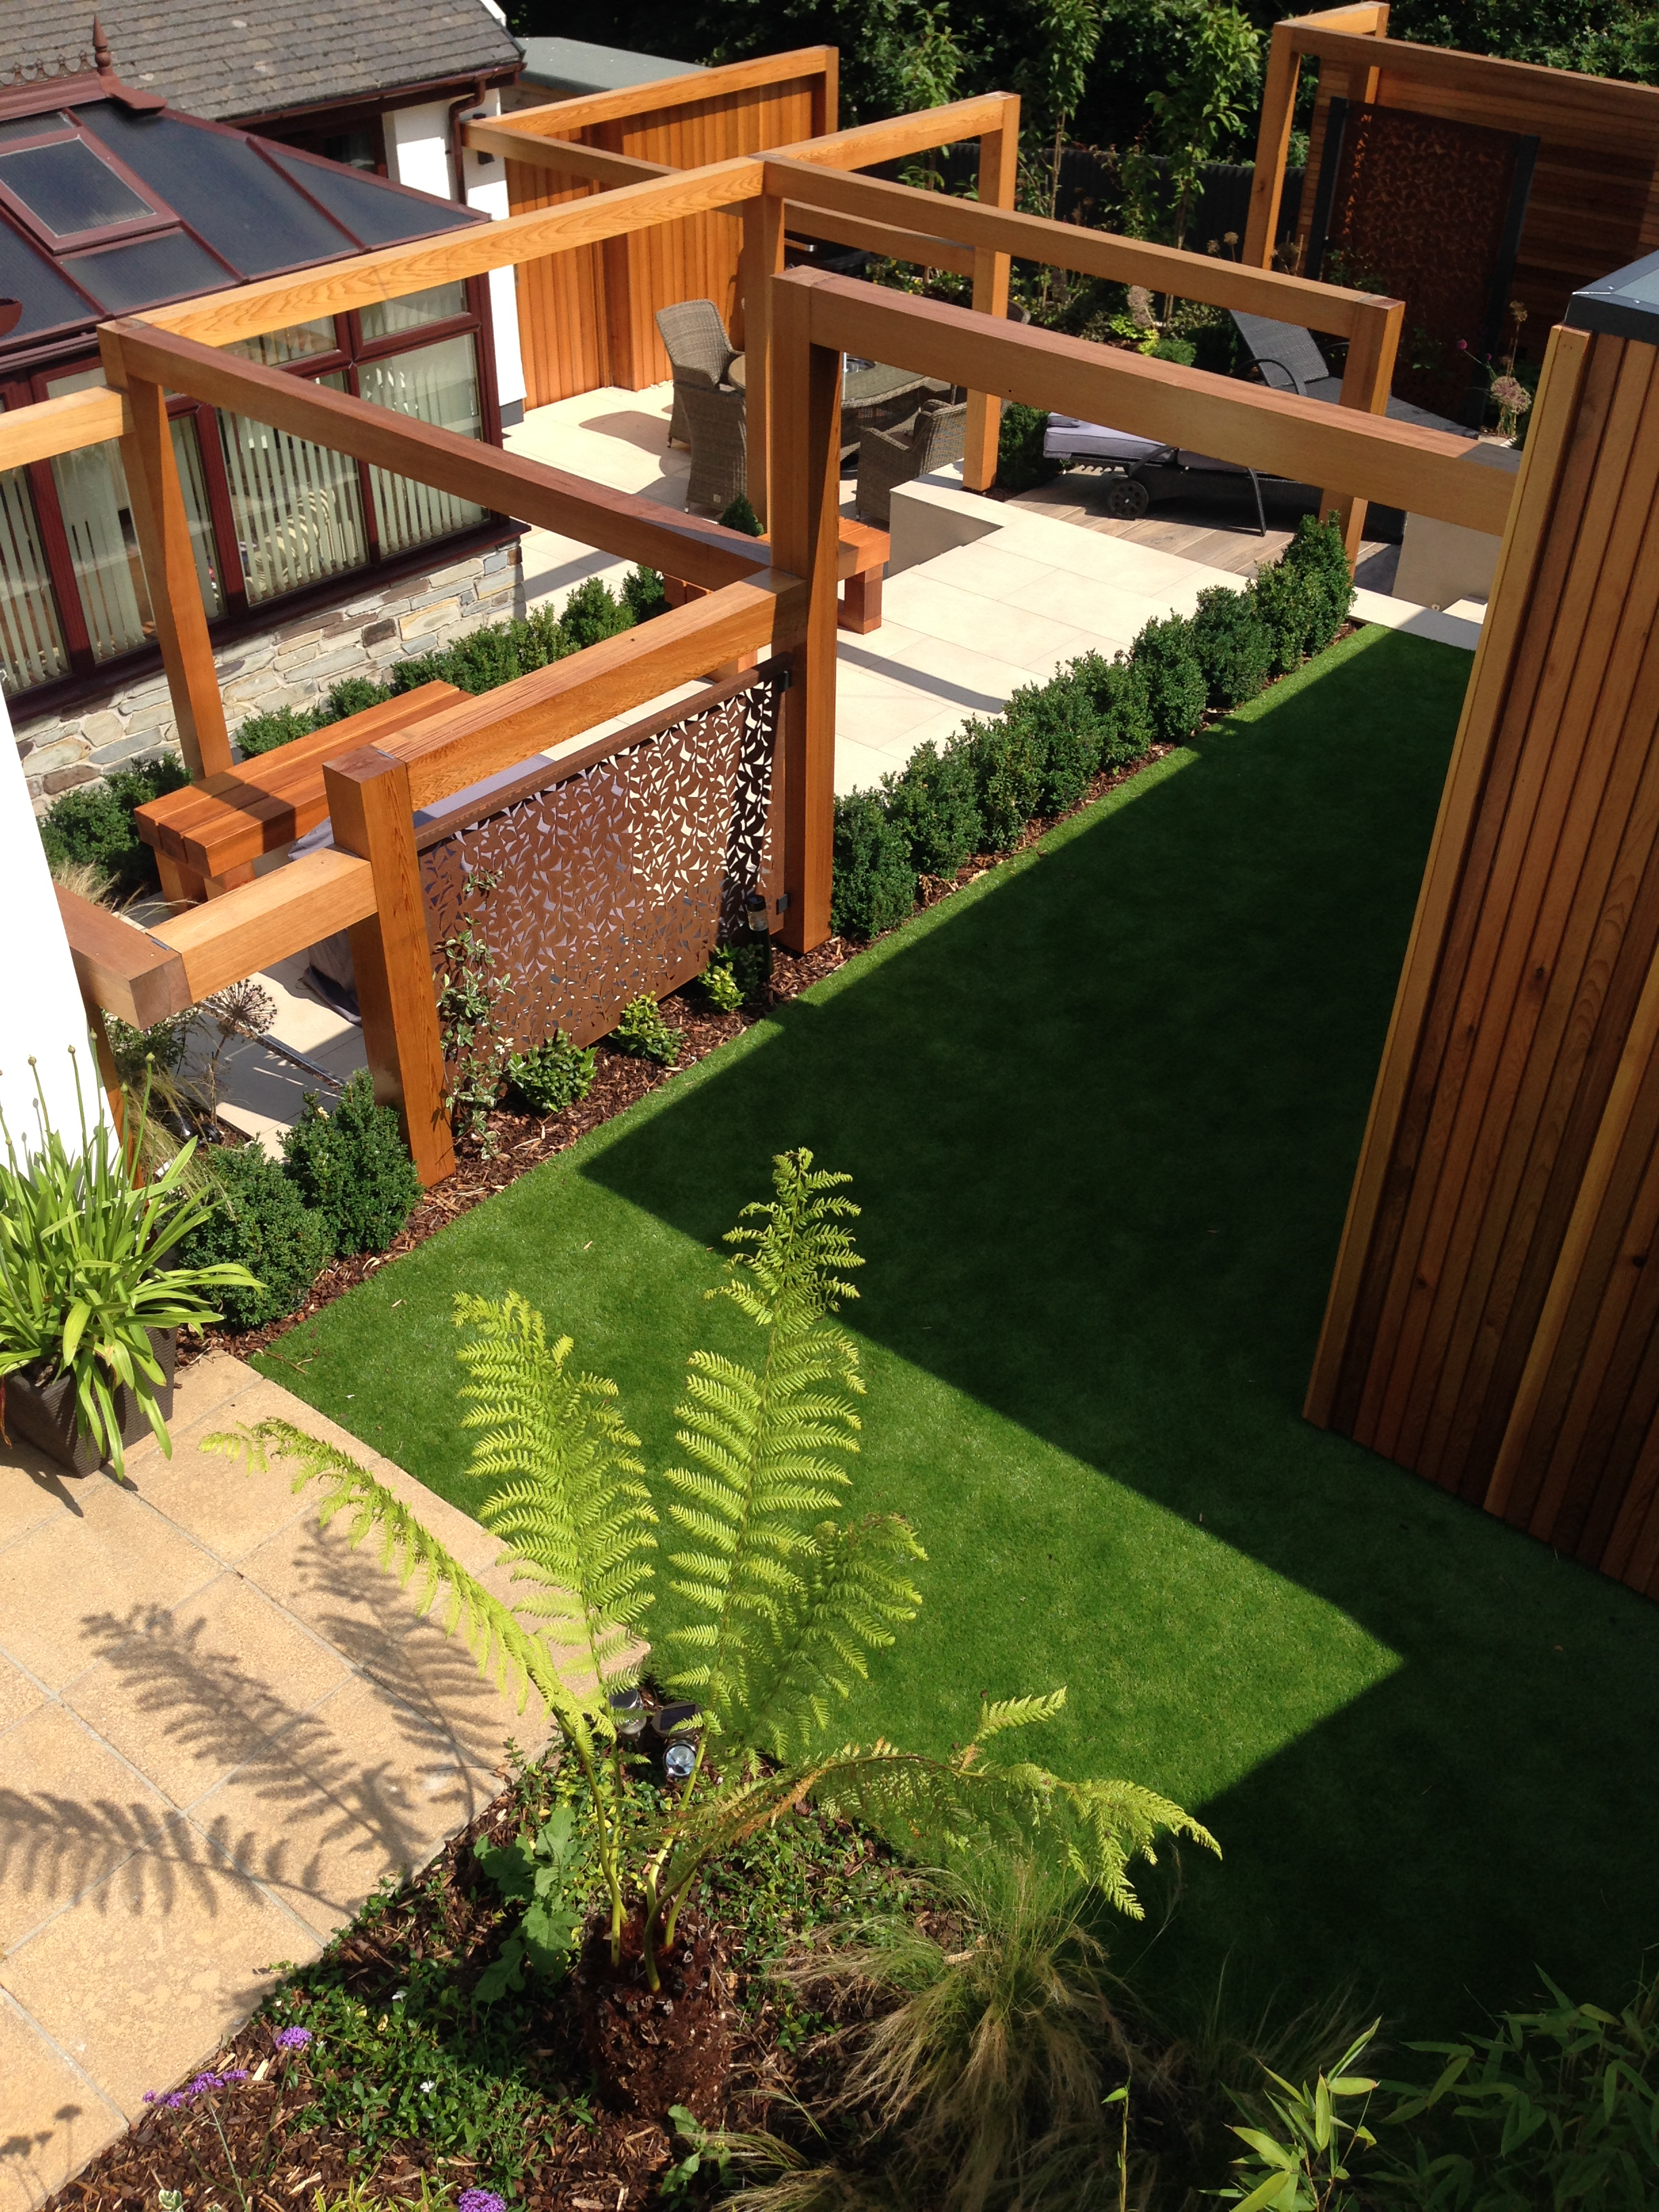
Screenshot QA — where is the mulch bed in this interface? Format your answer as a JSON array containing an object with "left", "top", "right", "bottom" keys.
[
  {"left": 188, "top": 734, "right": 1183, "bottom": 1374},
  {"left": 48, "top": 1756, "right": 901, "bottom": 2212}
]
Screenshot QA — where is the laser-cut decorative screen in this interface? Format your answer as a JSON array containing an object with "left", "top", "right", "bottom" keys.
[{"left": 418, "top": 660, "right": 786, "bottom": 1052}]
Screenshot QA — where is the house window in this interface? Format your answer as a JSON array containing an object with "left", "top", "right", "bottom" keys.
[{"left": 0, "top": 276, "right": 499, "bottom": 703}]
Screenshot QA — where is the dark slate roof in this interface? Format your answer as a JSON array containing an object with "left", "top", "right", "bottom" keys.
[{"left": 6, "top": 3, "right": 521, "bottom": 125}]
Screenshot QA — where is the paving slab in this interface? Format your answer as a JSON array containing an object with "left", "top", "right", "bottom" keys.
[{"left": 0, "top": 1354, "right": 552, "bottom": 2207}]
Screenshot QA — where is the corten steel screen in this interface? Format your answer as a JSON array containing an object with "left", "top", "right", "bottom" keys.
[
  {"left": 1317, "top": 104, "right": 1532, "bottom": 419},
  {"left": 418, "top": 663, "right": 785, "bottom": 1053}
]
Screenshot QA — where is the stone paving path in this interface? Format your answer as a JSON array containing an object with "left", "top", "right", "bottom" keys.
[{"left": 0, "top": 1354, "right": 551, "bottom": 2212}]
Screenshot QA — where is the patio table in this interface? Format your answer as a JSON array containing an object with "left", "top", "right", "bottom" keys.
[{"left": 724, "top": 354, "right": 945, "bottom": 457}]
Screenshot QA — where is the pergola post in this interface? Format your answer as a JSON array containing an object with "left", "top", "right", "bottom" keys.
[
  {"left": 768, "top": 271, "right": 842, "bottom": 953},
  {"left": 1326, "top": 292, "right": 1404, "bottom": 561},
  {"left": 962, "top": 96, "right": 1019, "bottom": 495},
  {"left": 323, "top": 746, "right": 455, "bottom": 1187},
  {"left": 101, "top": 332, "right": 231, "bottom": 783},
  {"left": 740, "top": 188, "right": 788, "bottom": 527}
]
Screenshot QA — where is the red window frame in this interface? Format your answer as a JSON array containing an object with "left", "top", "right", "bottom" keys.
[{"left": 0, "top": 271, "right": 503, "bottom": 697}]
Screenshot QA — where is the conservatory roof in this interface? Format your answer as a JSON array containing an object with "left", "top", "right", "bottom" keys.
[{"left": 0, "top": 74, "right": 480, "bottom": 361}]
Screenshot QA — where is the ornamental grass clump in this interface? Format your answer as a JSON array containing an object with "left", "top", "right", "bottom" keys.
[
  {"left": 207, "top": 1152, "right": 1211, "bottom": 2118},
  {"left": 0, "top": 1060, "right": 255, "bottom": 1471},
  {"left": 772, "top": 1855, "right": 1132, "bottom": 2212},
  {"left": 506, "top": 1030, "right": 598, "bottom": 1114},
  {"left": 281, "top": 1069, "right": 422, "bottom": 1258}
]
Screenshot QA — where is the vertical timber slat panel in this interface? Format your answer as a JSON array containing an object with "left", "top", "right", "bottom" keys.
[{"left": 1315, "top": 311, "right": 1659, "bottom": 1603}]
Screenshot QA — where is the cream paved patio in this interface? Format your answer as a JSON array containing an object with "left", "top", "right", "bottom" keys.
[{"left": 0, "top": 1355, "right": 550, "bottom": 2211}]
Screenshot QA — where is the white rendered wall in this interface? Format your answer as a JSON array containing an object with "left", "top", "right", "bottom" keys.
[
  {"left": 386, "top": 94, "right": 527, "bottom": 417},
  {"left": 0, "top": 687, "right": 99, "bottom": 1155}
]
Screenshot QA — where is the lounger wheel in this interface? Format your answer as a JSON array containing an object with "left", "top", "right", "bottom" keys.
[{"left": 1105, "top": 477, "right": 1151, "bottom": 519}]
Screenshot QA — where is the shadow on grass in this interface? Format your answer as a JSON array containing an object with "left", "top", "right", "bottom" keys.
[
  {"left": 572, "top": 627, "right": 1659, "bottom": 2033},
  {"left": 264, "top": 627, "right": 1659, "bottom": 2041}
]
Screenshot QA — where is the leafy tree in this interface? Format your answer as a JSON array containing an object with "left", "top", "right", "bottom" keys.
[
  {"left": 1147, "top": 0, "right": 1261, "bottom": 249},
  {"left": 209, "top": 1153, "right": 1212, "bottom": 1995}
]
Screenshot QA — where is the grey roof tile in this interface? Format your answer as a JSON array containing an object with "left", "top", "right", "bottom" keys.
[{"left": 6, "top": 2, "right": 520, "bottom": 123}]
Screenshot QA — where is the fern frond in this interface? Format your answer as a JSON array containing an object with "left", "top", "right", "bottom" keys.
[
  {"left": 655, "top": 1726, "right": 1216, "bottom": 1922},
  {"left": 451, "top": 1291, "right": 655, "bottom": 1717},
  {"left": 205, "top": 1418, "right": 602, "bottom": 1759},
  {"left": 970, "top": 1689, "right": 1069, "bottom": 1744},
  {"left": 660, "top": 1151, "right": 870, "bottom": 1741},
  {"left": 741, "top": 1515, "right": 926, "bottom": 1759}
]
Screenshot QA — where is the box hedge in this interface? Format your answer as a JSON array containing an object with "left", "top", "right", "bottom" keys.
[{"left": 830, "top": 515, "right": 1357, "bottom": 939}]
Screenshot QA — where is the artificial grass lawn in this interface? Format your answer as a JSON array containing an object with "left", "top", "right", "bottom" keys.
[{"left": 258, "top": 625, "right": 1659, "bottom": 2042}]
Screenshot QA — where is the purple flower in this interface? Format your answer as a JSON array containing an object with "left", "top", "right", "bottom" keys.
[
  {"left": 273, "top": 2026, "right": 314, "bottom": 2051},
  {"left": 458, "top": 2191, "right": 506, "bottom": 2212},
  {"left": 144, "top": 2070, "right": 247, "bottom": 2108}
]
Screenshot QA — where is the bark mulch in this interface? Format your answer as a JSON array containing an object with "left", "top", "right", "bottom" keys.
[{"left": 47, "top": 1754, "right": 904, "bottom": 2212}]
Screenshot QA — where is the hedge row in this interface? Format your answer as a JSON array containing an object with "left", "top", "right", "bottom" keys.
[
  {"left": 236, "top": 567, "right": 668, "bottom": 758},
  {"left": 831, "top": 514, "right": 1355, "bottom": 939}
]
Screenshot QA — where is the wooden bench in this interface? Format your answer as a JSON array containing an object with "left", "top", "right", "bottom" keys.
[{"left": 134, "top": 682, "right": 463, "bottom": 902}]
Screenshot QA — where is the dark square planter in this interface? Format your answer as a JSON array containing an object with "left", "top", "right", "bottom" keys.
[{"left": 3, "top": 1328, "right": 178, "bottom": 1475}]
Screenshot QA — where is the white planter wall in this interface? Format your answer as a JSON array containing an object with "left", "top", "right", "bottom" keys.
[{"left": 0, "top": 686, "right": 99, "bottom": 1156}]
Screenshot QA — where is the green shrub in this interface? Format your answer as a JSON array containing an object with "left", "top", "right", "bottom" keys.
[
  {"left": 281, "top": 1070, "right": 422, "bottom": 1258},
  {"left": 960, "top": 713, "right": 1044, "bottom": 852},
  {"left": 1006, "top": 667, "right": 1105, "bottom": 815},
  {"left": 1147, "top": 333, "right": 1197, "bottom": 366},
  {"left": 621, "top": 565, "right": 670, "bottom": 623},
  {"left": 1191, "top": 585, "right": 1273, "bottom": 710},
  {"left": 700, "top": 947, "right": 745, "bottom": 1013},
  {"left": 236, "top": 706, "right": 316, "bottom": 759},
  {"left": 1130, "top": 614, "right": 1208, "bottom": 742},
  {"left": 318, "top": 674, "right": 393, "bottom": 722},
  {"left": 392, "top": 605, "right": 571, "bottom": 695},
  {"left": 179, "top": 1143, "right": 331, "bottom": 1330},
  {"left": 1282, "top": 512, "right": 1356, "bottom": 654},
  {"left": 884, "top": 740, "right": 983, "bottom": 882},
  {"left": 38, "top": 754, "right": 190, "bottom": 897},
  {"left": 611, "top": 993, "right": 681, "bottom": 1066},
  {"left": 506, "top": 1031, "right": 598, "bottom": 1115},
  {"left": 719, "top": 493, "right": 763, "bottom": 536},
  {"left": 831, "top": 790, "right": 916, "bottom": 937},
  {"left": 1250, "top": 557, "right": 1322, "bottom": 675},
  {"left": 1071, "top": 653, "right": 1156, "bottom": 771},
  {"left": 996, "top": 401, "right": 1059, "bottom": 494},
  {"left": 559, "top": 577, "right": 632, "bottom": 653}
]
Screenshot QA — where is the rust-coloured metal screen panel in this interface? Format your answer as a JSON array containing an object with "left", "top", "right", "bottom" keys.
[
  {"left": 1319, "top": 102, "right": 1531, "bottom": 419},
  {"left": 418, "top": 661, "right": 784, "bottom": 1052}
]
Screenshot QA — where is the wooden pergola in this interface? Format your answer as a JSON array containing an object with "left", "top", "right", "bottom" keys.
[{"left": 28, "top": 49, "right": 1659, "bottom": 1600}]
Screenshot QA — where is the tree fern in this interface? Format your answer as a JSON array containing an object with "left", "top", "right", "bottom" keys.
[{"left": 207, "top": 1150, "right": 1216, "bottom": 1999}]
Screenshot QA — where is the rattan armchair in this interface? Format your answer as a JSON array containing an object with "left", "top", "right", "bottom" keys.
[
  {"left": 853, "top": 398, "right": 968, "bottom": 527},
  {"left": 655, "top": 298, "right": 737, "bottom": 447},
  {"left": 680, "top": 379, "right": 747, "bottom": 514}
]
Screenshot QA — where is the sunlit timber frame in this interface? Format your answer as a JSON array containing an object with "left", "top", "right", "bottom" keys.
[{"left": 10, "top": 60, "right": 1531, "bottom": 1196}]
